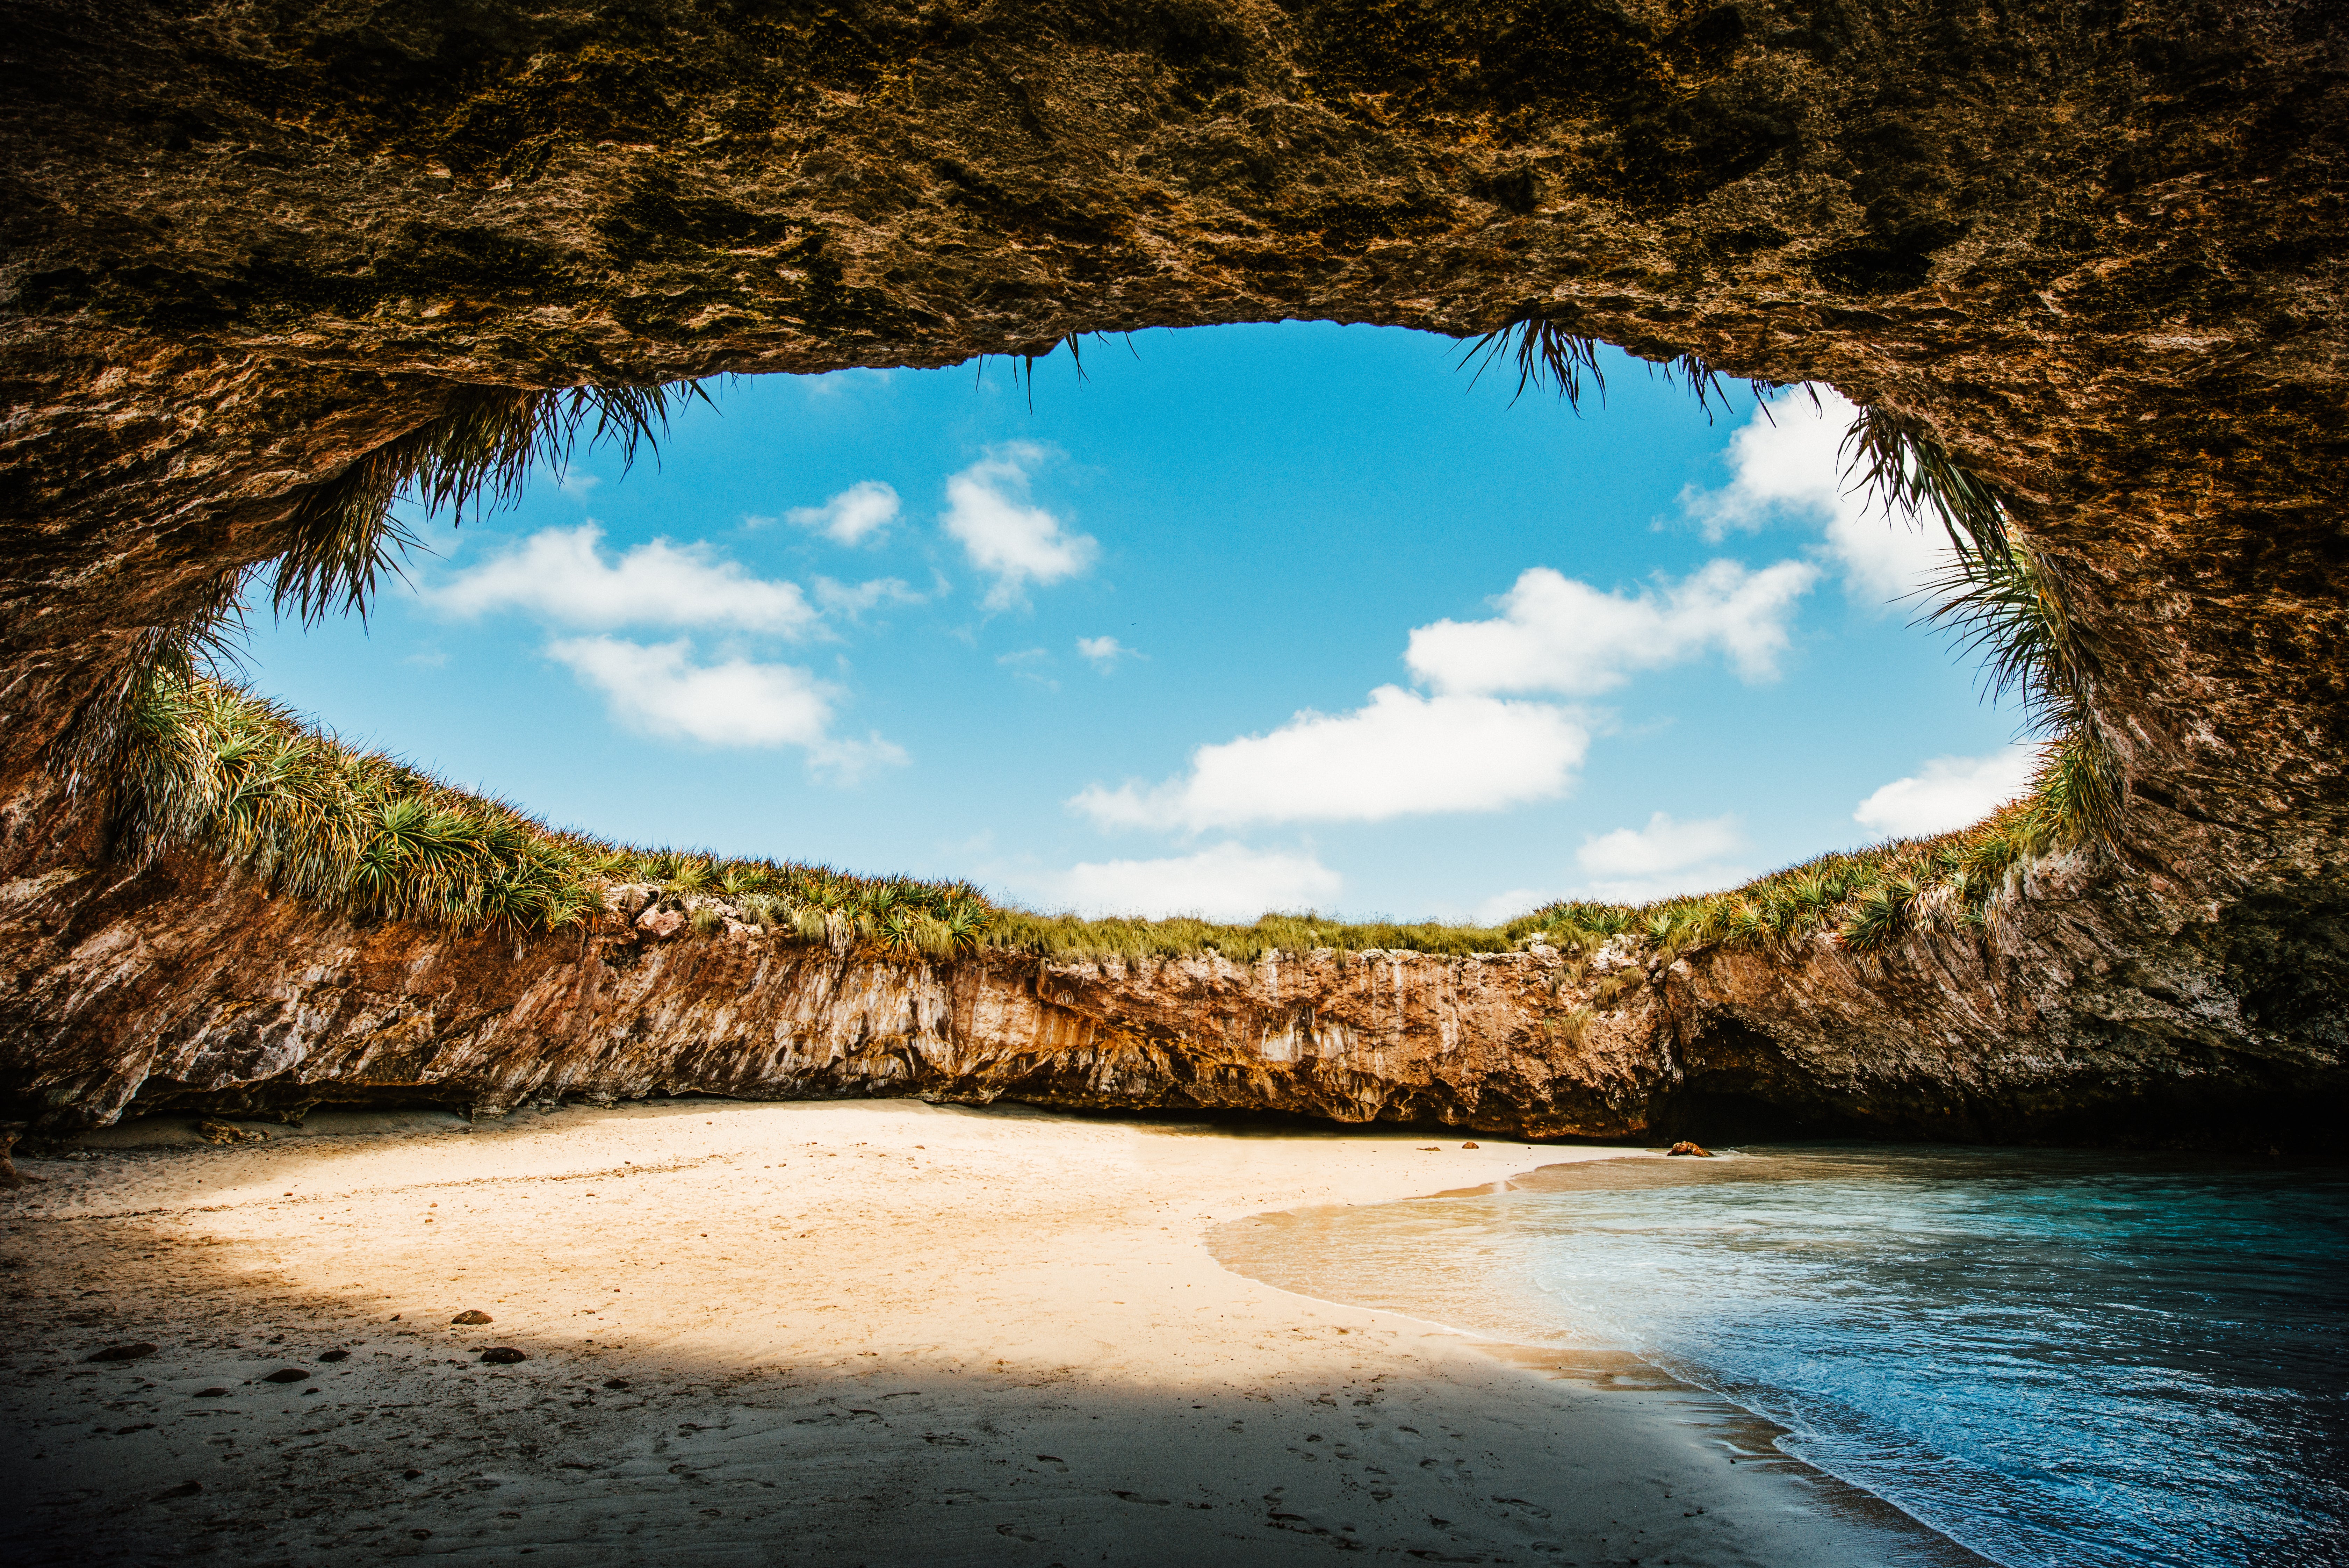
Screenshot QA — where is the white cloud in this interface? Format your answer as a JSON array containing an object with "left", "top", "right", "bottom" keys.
[
  {"left": 1077, "top": 635, "right": 1136, "bottom": 671},
  {"left": 1678, "top": 388, "right": 1947, "bottom": 604},
  {"left": 1554, "top": 811, "right": 1751, "bottom": 904},
  {"left": 1473, "top": 887, "right": 1551, "bottom": 925},
  {"left": 1043, "top": 843, "right": 1343, "bottom": 922},
  {"left": 1853, "top": 745, "right": 2037, "bottom": 837},
  {"left": 941, "top": 443, "right": 1097, "bottom": 608},
  {"left": 1405, "top": 560, "right": 1818, "bottom": 698},
  {"left": 546, "top": 635, "right": 905, "bottom": 777},
  {"left": 996, "top": 646, "right": 1057, "bottom": 690},
  {"left": 784, "top": 480, "right": 899, "bottom": 546},
  {"left": 1470, "top": 811, "right": 1750, "bottom": 919},
  {"left": 433, "top": 525, "right": 818, "bottom": 637},
  {"left": 557, "top": 473, "right": 601, "bottom": 500},
  {"left": 1578, "top": 812, "right": 1744, "bottom": 878},
  {"left": 813, "top": 576, "right": 920, "bottom": 618},
  {"left": 1071, "top": 686, "right": 1588, "bottom": 830},
  {"left": 802, "top": 368, "right": 893, "bottom": 399}
]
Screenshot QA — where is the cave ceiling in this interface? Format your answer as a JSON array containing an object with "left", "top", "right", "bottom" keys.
[{"left": 0, "top": 0, "right": 2344, "bottom": 1141}]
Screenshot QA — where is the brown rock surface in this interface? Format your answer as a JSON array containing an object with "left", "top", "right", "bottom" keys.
[{"left": 1, "top": 0, "right": 2345, "bottom": 1146}]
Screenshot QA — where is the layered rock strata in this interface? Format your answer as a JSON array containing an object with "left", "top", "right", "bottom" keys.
[
  {"left": 2, "top": 0, "right": 2346, "bottom": 1143},
  {"left": 2, "top": 849, "right": 2324, "bottom": 1147}
]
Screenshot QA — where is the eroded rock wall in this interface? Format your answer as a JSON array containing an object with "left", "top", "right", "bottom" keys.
[
  {"left": 2, "top": 0, "right": 2346, "bottom": 1142},
  {"left": 4, "top": 843, "right": 2336, "bottom": 1146}
]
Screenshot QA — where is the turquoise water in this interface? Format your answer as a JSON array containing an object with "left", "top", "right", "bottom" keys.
[{"left": 1210, "top": 1146, "right": 2349, "bottom": 1567}]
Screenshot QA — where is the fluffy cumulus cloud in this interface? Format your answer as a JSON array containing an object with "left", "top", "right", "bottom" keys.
[
  {"left": 1679, "top": 388, "right": 1949, "bottom": 604},
  {"left": 432, "top": 525, "right": 818, "bottom": 636},
  {"left": 1071, "top": 686, "right": 1589, "bottom": 831},
  {"left": 1853, "top": 745, "right": 2038, "bottom": 837},
  {"left": 1565, "top": 811, "right": 1750, "bottom": 903},
  {"left": 1578, "top": 811, "right": 1744, "bottom": 879},
  {"left": 941, "top": 444, "right": 1098, "bottom": 608},
  {"left": 546, "top": 636, "right": 905, "bottom": 777},
  {"left": 1470, "top": 811, "right": 1750, "bottom": 917},
  {"left": 785, "top": 480, "right": 900, "bottom": 546},
  {"left": 1406, "top": 560, "right": 1818, "bottom": 698},
  {"left": 1076, "top": 635, "right": 1135, "bottom": 671},
  {"left": 1043, "top": 843, "right": 1343, "bottom": 922}
]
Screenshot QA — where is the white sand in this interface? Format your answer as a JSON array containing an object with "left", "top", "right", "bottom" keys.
[{"left": 3, "top": 1100, "right": 1983, "bottom": 1565}]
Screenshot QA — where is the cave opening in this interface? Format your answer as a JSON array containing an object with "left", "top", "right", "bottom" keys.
[
  {"left": 4, "top": 0, "right": 2340, "bottom": 1144},
  {"left": 216, "top": 321, "right": 2024, "bottom": 935}
]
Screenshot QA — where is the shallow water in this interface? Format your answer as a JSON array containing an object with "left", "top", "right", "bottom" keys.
[{"left": 1210, "top": 1145, "right": 2349, "bottom": 1567}]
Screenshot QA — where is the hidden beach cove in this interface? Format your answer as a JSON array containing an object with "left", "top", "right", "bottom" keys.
[{"left": 4, "top": 0, "right": 2347, "bottom": 1562}]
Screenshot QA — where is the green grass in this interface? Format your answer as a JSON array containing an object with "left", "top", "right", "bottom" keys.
[
  {"left": 118, "top": 675, "right": 601, "bottom": 931},
  {"left": 1515, "top": 738, "right": 2101, "bottom": 963},
  {"left": 118, "top": 670, "right": 2101, "bottom": 965}
]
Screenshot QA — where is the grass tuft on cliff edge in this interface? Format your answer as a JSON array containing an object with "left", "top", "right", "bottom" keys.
[{"left": 114, "top": 667, "right": 2103, "bottom": 967}]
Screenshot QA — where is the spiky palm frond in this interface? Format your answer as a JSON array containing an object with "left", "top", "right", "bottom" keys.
[
  {"left": 274, "top": 380, "right": 710, "bottom": 627},
  {"left": 1840, "top": 404, "right": 2008, "bottom": 566},
  {"left": 981, "top": 332, "right": 1139, "bottom": 407},
  {"left": 1846, "top": 404, "right": 2125, "bottom": 853},
  {"left": 1652, "top": 350, "right": 1788, "bottom": 423},
  {"left": 1841, "top": 876, "right": 1920, "bottom": 955},
  {"left": 2030, "top": 731, "right": 2126, "bottom": 852},
  {"left": 1457, "top": 313, "right": 1608, "bottom": 408},
  {"left": 1457, "top": 315, "right": 1793, "bottom": 421},
  {"left": 117, "top": 671, "right": 606, "bottom": 932},
  {"left": 1916, "top": 537, "right": 2097, "bottom": 733}
]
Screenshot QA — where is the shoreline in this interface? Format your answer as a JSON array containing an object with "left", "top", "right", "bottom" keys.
[{"left": 4, "top": 1099, "right": 1987, "bottom": 1565}]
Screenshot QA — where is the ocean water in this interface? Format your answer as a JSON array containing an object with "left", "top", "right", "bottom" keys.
[{"left": 1209, "top": 1145, "right": 2349, "bottom": 1567}]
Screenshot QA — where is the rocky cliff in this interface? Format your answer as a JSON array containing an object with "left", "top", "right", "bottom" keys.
[
  {"left": 3, "top": 0, "right": 2345, "bottom": 1146},
  {"left": 1, "top": 838, "right": 2326, "bottom": 1148}
]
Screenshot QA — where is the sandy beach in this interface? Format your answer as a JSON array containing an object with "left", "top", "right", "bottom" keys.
[{"left": 2, "top": 1100, "right": 1982, "bottom": 1566}]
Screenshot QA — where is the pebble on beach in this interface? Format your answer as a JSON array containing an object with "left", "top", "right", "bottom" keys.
[
  {"left": 260, "top": 1368, "right": 310, "bottom": 1383},
  {"left": 1666, "top": 1141, "right": 1715, "bottom": 1157},
  {"left": 84, "top": 1343, "right": 157, "bottom": 1362},
  {"left": 452, "top": 1310, "right": 493, "bottom": 1324},
  {"left": 480, "top": 1347, "right": 528, "bottom": 1364}
]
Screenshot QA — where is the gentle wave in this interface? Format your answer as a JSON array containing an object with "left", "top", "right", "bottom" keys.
[{"left": 1209, "top": 1145, "right": 2349, "bottom": 1567}]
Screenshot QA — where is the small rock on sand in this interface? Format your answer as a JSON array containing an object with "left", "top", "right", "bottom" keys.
[
  {"left": 479, "top": 1347, "right": 528, "bottom": 1364},
  {"left": 1666, "top": 1141, "right": 1715, "bottom": 1157},
  {"left": 602, "top": 1377, "right": 631, "bottom": 1390},
  {"left": 317, "top": 1349, "right": 350, "bottom": 1362},
  {"left": 451, "top": 1309, "right": 493, "bottom": 1324},
  {"left": 85, "top": 1343, "right": 158, "bottom": 1362},
  {"left": 193, "top": 1387, "right": 230, "bottom": 1398},
  {"left": 154, "top": 1481, "right": 202, "bottom": 1500},
  {"left": 1461, "top": 1141, "right": 1480, "bottom": 1149},
  {"left": 261, "top": 1368, "right": 310, "bottom": 1383}
]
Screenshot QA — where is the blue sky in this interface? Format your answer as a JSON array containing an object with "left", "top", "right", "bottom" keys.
[{"left": 240, "top": 322, "right": 2031, "bottom": 922}]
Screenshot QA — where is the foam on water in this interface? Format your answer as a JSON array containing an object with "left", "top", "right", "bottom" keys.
[{"left": 1209, "top": 1145, "right": 2349, "bottom": 1567}]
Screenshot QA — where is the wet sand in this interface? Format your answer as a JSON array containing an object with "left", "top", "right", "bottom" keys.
[{"left": 2, "top": 1099, "right": 1982, "bottom": 1565}]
